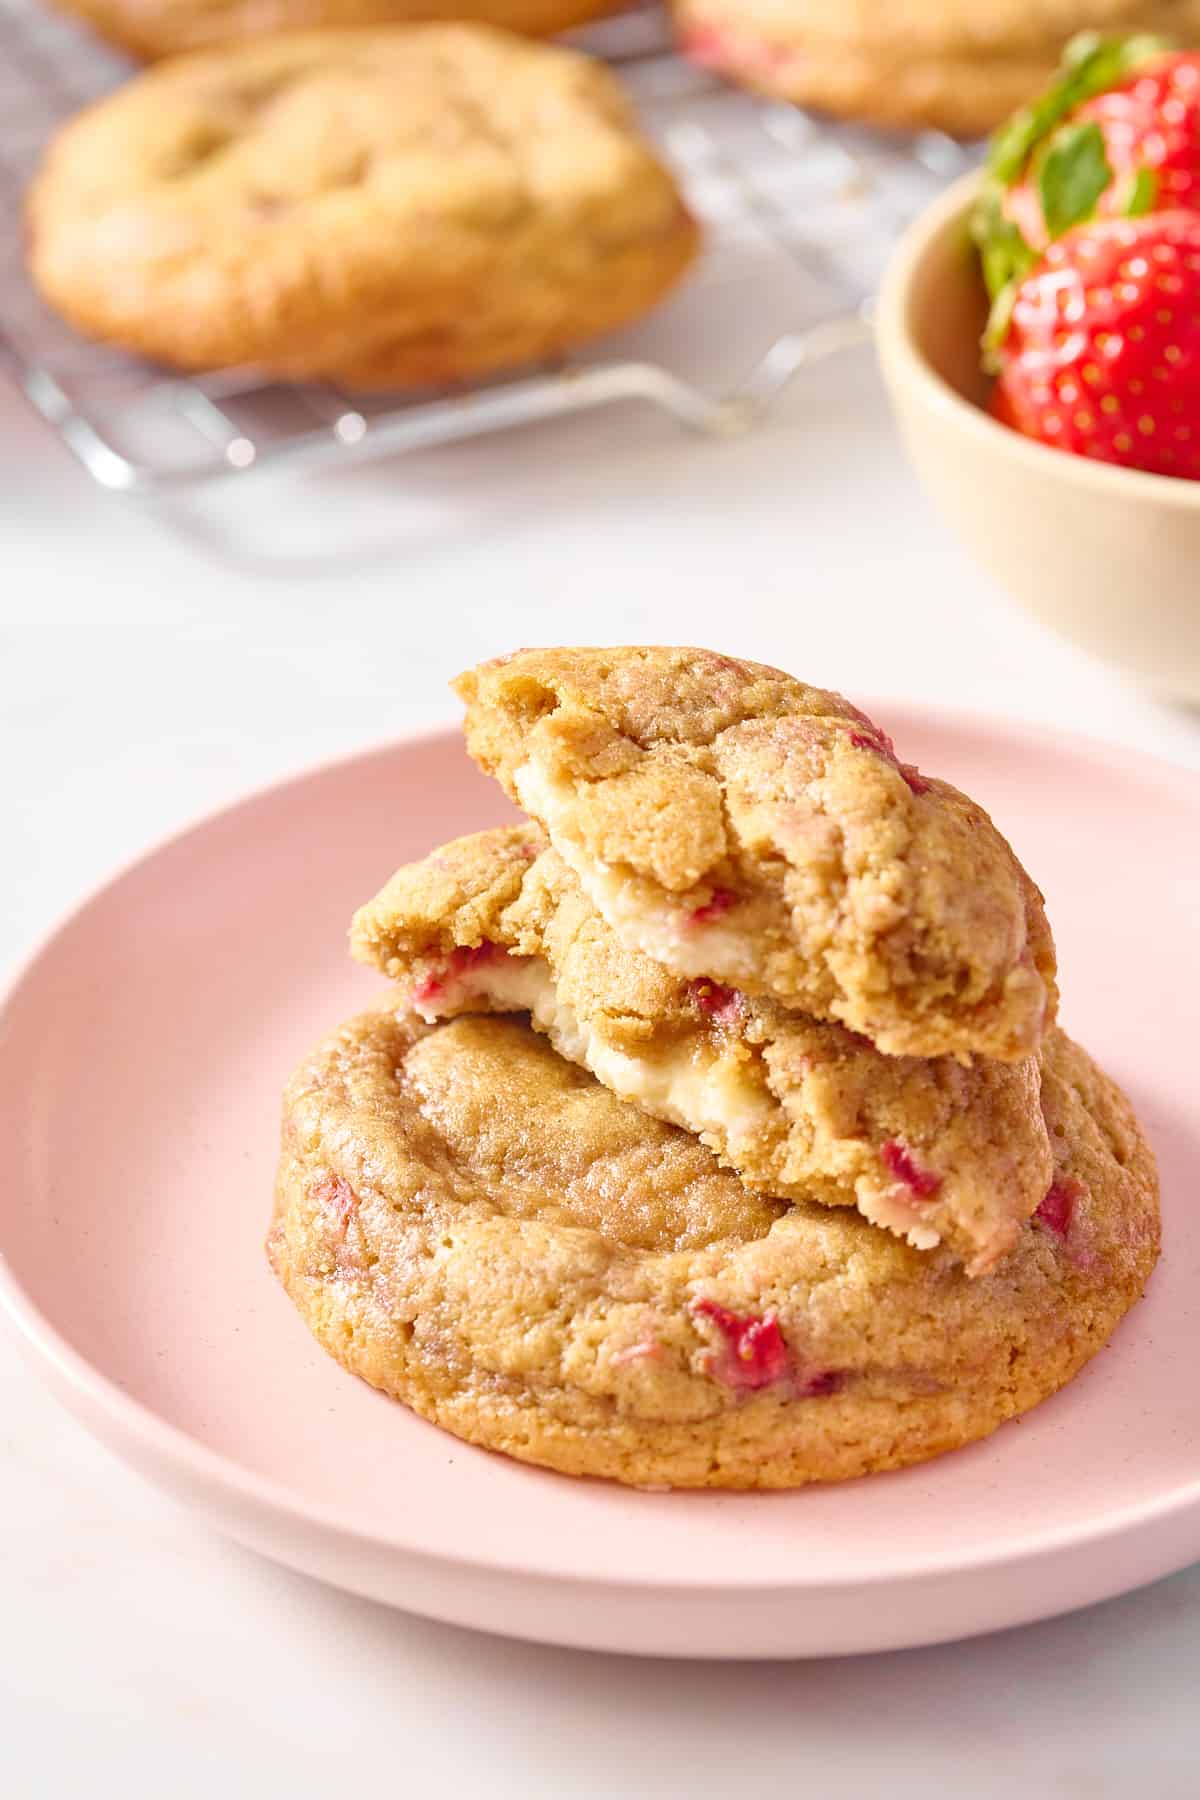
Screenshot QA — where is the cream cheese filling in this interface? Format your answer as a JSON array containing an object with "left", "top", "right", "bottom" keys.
[
  {"left": 414, "top": 942, "right": 774, "bottom": 1150},
  {"left": 411, "top": 943, "right": 945, "bottom": 1254},
  {"left": 411, "top": 954, "right": 547, "bottom": 1024},
  {"left": 514, "top": 759, "right": 758, "bottom": 981}
]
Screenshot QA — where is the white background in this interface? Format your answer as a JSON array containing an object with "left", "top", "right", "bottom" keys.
[{"left": 4, "top": 336, "right": 1200, "bottom": 1796}]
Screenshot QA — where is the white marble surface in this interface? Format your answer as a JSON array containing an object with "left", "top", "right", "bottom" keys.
[{"left": 3, "top": 341, "right": 1199, "bottom": 1798}]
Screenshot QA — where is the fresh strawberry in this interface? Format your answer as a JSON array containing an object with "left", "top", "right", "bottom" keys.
[
  {"left": 972, "top": 34, "right": 1183, "bottom": 334},
  {"left": 988, "top": 211, "right": 1200, "bottom": 479},
  {"left": 989, "top": 38, "right": 1200, "bottom": 253},
  {"left": 1062, "top": 53, "right": 1200, "bottom": 216}
]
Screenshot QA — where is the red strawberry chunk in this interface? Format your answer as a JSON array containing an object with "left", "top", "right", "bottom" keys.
[
  {"left": 412, "top": 941, "right": 502, "bottom": 1006},
  {"left": 881, "top": 1139, "right": 943, "bottom": 1200},
  {"left": 312, "top": 1173, "right": 356, "bottom": 1235},
  {"left": 897, "top": 764, "right": 930, "bottom": 797},
  {"left": 688, "top": 888, "right": 737, "bottom": 926},
  {"left": 848, "top": 726, "right": 896, "bottom": 759},
  {"left": 1036, "top": 1176, "right": 1086, "bottom": 1238},
  {"left": 847, "top": 728, "right": 930, "bottom": 796},
  {"left": 690, "top": 1298, "right": 790, "bottom": 1390},
  {"left": 689, "top": 978, "right": 742, "bottom": 1023}
]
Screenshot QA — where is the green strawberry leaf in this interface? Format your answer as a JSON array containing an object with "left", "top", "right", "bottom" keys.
[
  {"left": 1120, "top": 166, "right": 1160, "bottom": 216},
  {"left": 986, "top": 31, "right": 1174, "bottom": 184},
  {"left": 969, "top": 190, "right": 1039, "bottom": 366},
  {"left": 1036, "top": 121, "right": 1113, "bottom": 237},
  {"left": 970, "top": 187, "right": 1037, "bottom": 303}
]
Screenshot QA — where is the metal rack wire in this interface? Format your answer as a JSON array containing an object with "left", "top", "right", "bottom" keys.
[{"left": 0, "top": 0, "right": 973, "bottom": 492}]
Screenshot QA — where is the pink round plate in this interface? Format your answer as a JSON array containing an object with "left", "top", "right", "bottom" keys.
[{"left": 2, "top": 712, "right": 1198, "bottom": 1658}]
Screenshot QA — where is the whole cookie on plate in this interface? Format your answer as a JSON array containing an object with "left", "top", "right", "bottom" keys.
[
  {"left": 454, "top": 648, "right": 1057, "bottom": 1060},
  {"left": 269, "top": 1007, "right": 1159, "bottom": 1489},
  {"left": 351, "top": 824, "right": 1053, "bottom": 1274},
  {"left": 54, "top": 0, "right": 628, "bottom": 62},
  {"left": 27, "top": 27, "right": 700, "bottom": 389},
  {"left": 671, "top": 0, "right": 1200, "bottom": 136}
]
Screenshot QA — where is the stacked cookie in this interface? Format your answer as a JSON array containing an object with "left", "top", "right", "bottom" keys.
[{"left": 269, "top": 647, "right": 1160, "bottom": 1488}]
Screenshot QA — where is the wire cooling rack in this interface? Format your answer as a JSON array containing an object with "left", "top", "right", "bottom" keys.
[{"left": 0, "top": 0, "right": 973, "bottom": 491}]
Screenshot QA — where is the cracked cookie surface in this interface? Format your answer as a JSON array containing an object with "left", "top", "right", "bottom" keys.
[
  {"left": 352, "top": 824, "right": 1054, "bottom": 1274},
  {"left": 268, "top": 1006, "right": 1158, "bottom": 1489},
  {"left": 454, "top": 647, "right": 1057, "bottom": 1060},
  {"left": 29, "top": 27, "right": 699, "bottom": 388}
]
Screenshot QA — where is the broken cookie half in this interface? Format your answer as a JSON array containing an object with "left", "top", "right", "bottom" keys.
[
  {"left": 351, "top": 824, "right": 1054, "bottom": 1275},
  {"left": 452, "top": 646, "right": 1057, "bottom": 1062}
]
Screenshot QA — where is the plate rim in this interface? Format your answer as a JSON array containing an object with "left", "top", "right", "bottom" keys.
[{"left": 3, "top": 704, "right": 1198, "bottom": 1602}]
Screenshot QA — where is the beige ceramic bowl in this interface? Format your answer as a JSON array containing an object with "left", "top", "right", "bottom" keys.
[{"left": 877, "top": 171, "right": 1200, "bottom": 703}]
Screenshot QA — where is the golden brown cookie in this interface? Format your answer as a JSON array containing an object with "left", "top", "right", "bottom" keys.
[
  {"left": 454, "top": 648, "right": 1057, "bottom": 1061},
  {"left": 54, "top": 0, "right": 629, "bottom": 63},
  {"left": 351, "top": 824, "right": 1053, "bottom": 1274},
  {"left": 268, "top": 1008, "right": 1159, "bottom": 1489},
  {"left": 671, "top": 0, "right": 1200, "bottom": 136},
  {"left": 28, "top": 27, "right": 699, "bottom": 389}
]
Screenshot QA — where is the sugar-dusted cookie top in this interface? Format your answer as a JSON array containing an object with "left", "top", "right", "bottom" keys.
[{"left": 454, "top": 648, "right": 1057, "bottom": 1060}]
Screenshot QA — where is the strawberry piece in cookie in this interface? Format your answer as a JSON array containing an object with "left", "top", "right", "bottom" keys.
[
  {"left": 411, "top": 942, "right": 506, "bottom": 1011},
  {"left": 689, "top": 978, "right": 743, "bottom": 1023},
  {"left": 1036, "top": 1176, "right": 1086, "bottom": 1238},
  {"left": 847, "top": 724, "right": 930, "bottom": 796},
  {"left": 312, "top": 1172, "right": 356, "bottom": 1235},
  {"left": 690, "top": 1298, "right": 791, "bottom": 1391},
  {"left": 687, "top": 887, "right": 738, "bottom": 926},
  {"left": 881, "top": 1139, "right": 944, "bottom": 1200}
]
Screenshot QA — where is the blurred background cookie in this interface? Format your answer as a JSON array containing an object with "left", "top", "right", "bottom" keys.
[
  {"left": 27, "top": 25, "right": 700, "bottom": 390},
  {"left": 672, "top": 0, "right": 1200, "bottom": 135},
  {"left": 51, "top": 0, "right": 631, "bottom": 61}
]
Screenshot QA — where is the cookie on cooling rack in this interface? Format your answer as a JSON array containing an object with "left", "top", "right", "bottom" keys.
[
  {"left": 52, "top": 0, "right": 630, "bottom": 60},
  {"left": 268, "top": 1006, "right": 1159, "bottom": 1489},
  {"left": 672, "top": 0, "right": 1200, "bottom": 136},
  {"left": 453, "top": 648, "right": 1057, "bottom": 1061},
  {"left": 27, "top": 26, "right": 700, "bottom": 390},
  {"left": 351, "top": 824, "right": 1053, "bottom": 1275}
]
